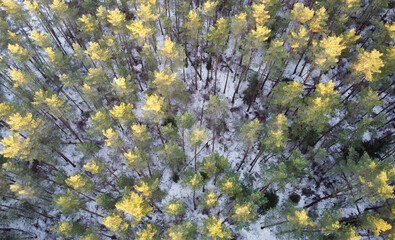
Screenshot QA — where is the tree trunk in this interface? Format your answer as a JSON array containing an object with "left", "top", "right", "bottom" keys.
[
  {"left": 303, "top": 65, "right": 316, "bottom": 85},
  {"left": 156, "top": 123, "right": 165, "bottom": 145},
  {"left": 237, "top": 145, "right": 250, "bottom": 171},
  {"left": 247, "top": 62, "right": 270, "bottom": 112},
  {"left": 232, "top": 48, "right": 257, "bottom": 104},
  {"left": 214, "top": 51, "right": 219, "bottom": 94},
  {"left": 194, "top": 145, "right": 197, "bottom": 171},
  {"left": 223, "top": 38, "right": 238, "bottom": 94}
]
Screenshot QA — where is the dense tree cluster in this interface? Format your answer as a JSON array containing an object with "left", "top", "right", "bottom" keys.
[{"left": 0, "top": 0, "right": 393, "bottom": 239}]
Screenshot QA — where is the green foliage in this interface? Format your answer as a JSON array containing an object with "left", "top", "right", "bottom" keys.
[{"left": 53, "top": 190, "right": 84, "bottom": 214}]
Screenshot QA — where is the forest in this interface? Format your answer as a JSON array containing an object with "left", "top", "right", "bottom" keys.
[{"left": 0, "top": 0, "right": 394, "bottom": 239}]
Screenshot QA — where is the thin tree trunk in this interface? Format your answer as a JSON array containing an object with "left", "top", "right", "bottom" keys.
[
  {"left": 237, "top": 145, "right": 250, "bottom": 171},
  {"left": 247, "top": 62, "right": 270, "bottom": 112},
  {"left": 194, "top": 145, "right": 197, "bottom": 171},
  {"left": 156, "top": 123, "right": 165, "bottom": 145},
  {"left": 223, "top": 38, "right": 238, "bottom": 94}
]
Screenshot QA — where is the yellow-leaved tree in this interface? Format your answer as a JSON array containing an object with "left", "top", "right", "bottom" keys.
[
  {"left": 353, "top": 49, "right": 384, "bottom": 81},
  {"left": 142, "top": 94, "right": 166, "bottom": 144},
  {"left": 115, "top": 191, "right": 153, "bottom": 226},
  {"left": 202, "top": 215, "right": 232, "bottom": 240}
]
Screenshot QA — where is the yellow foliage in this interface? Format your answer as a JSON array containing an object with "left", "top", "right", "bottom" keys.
[
  {"left": 189, "top": 173, "right": 200, "bottom": 187},
  {"left": 0, "top": 102, "right": 14, "bottom": 120},
  {"left": 114, "top": 77, "right": 127, "bottom": 93},
  {"left": 186, "top": 10, "right": 201, "bottom": 33},
  {"left": 203, "top": 0, "right": 217, "bottom": 17},
  {"left": 141, "top": 94, "right": 164, "bottom": 120},
  {"left": 309, "top": 7, "right": 327, "bottom": 33},
  {"left": 205, "top": 215, "right": 232, "bottom": 239},
  {"left": 102, "top": 128, "right": 117, "bottom": 147},
  {"left": 292, "top": 3, "right": 314, "bottom": 24},
  {"left": 2, "top": 0, "right": 22, "bottom": 14},
  {"left": 136, "top": 3, "right": 158, "bottom": 23},
  {"left": 0, "top": 133, "right": 31, "bottom": 160},
  {"left": 108, "top": 9, "right": 125, "bottom": 29},
  {"left": 135, "top": 180, "right": 151, "bottom": 198},
  {"left": 56, "top": 221, "right": 73, "bottom": 234},
  {"left": 102, "top": 213, "right": 129, "bottom": 232},
  {"left": 7, "top": 112, "right": 42, "bottom": 133},
  {"left": 153, "top": 70, "right": 176, "bottom": 90},
  {"left": 128, "top": 20, "right": 152, "bottom": 43},
  {"left": 252, "top": 3, "right": 270, "bottom": 25},
  {"left": 9, "top": 67, "right": 28, "bottom": 87},
  {"left": 65, "top": 174, "right": 87, "bottom": 191},
  {"left": 188, "top": 126, "right": 206, "bottom": 146},
  {"left": 51, "top": 0, "right": 68, "bottom": 14},
  {"left": 159, "top": 36, "right": 178, "bottom": 59},
  {"left": 287, "top": 209, "right": 316, "bottom": 227},
  {"left": 367, "top": 215, "right": 392, "bottom": 236},
  {"left": 8, "top": 43, "right": 31, "bottom": 60},
  {"left": 251, "top": 25, "right": 271, "bottom": 44},
  {"left": 115, "top": 191, "right": 153, "bottom": 225},
  {"left": 315, "top": 36, "right": 346, "bottom": 68},
  {"left": 353, "top": 49, "right": 384, "bottom": 81},
  {"left": 86, "top": 42, "right": 110, "bottom": 62},
  {"left": 316, "top": 80, "right": 336, "bottom": 97},
  {"left": 321, "top": 221, "right": 340, "bottom": 235},
  {"left": 206, "top": 190, "right": 217, "bottom": 207},
  {"left": 124, "top": 148, "right": 138, "bottom": 165},
  {"left": 234, "top": 204, "right": 251, "bottom": 221},
  {"left": 290, "top": 26, "right": 309, "bottom": 50},
  {"left": 385, "top": 22, "right": 395, "bottom": 39},
  {"left": 10, "top": 182, "right": 35, "bottom": 197},
  {"left": 137, "top": 224, "right": 157, "bottom": 240},
  {"left": 96, "top": 6, "right": 106, "bottom": 20},
  {"left": 346, "top": 0, "right": 360, "bottom": 9},
  {"left": 79, "top": 14, "right": 96, "bottom": 32},
  {"left": 29, "top": 30, "right": 51, "bottom": 48},
  {"left": 25, "top": 1, "right": 39, "bottom": 13},
  {"left": 110, "top": 102, "right": 134, "bottom": 119},
  {"left": 83, "top": 159, "right": 99, "bottom": 174},
  {"left": 45, "top": 47, "right": 56, "bottom": 62}
]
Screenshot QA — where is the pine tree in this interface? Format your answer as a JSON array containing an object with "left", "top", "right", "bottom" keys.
[
  {"left": 115, "top": 191, "right": 153, "bottom": 226},
  {"left": 187, "top": 126, "right": 208, "bottom": 171},
  {"left": 164, "top": 221, "right": 197, "bottom": 240},
  {"left": 202, "top": 215, "right": 232, "bottom": 240},
  {"left": 165, "top": 199, "right": 185, "bottom": 216},
  {"left": 206, "top": 18, "right": 229, "bottom": 93},
  {"left": 136, "top": 224, "right": 157, "bottom": 240},
  {"left": 232, "top": 202, "right": 256, "bottom": 230},
  {"left": 200, "top": 153, "right": 229, "bottom": 182},
  {"left": 110, "top": 102, "right": 135, "bottom": 126},
  {"left": 206, "top": 95, "right": 227, "bottom": 153},
  {"left": 185, "top": 10, "right": 202, "bottom": 89},
  {"left": 158, "top": 141, "right": 185, "bottom": 180},
  {"left": 65, "top": 172, "right": 95, "bottom": 193},
  {"left": 262, "top": 114, "right": 288, "bottom": 153},
  {"left": 142, "top": 93, "right": 166, "bottom": 144},
  {"left": 218, "top": 173, "right": 242, "bottom": 197},
  {"left": 176, "top": 111, "right": 194, "bottom": 153},
  {"left": 200, "top": 189, "right": 218, "bottom": 209},
  {"left": 352, "top": 48, "right": 384, "bottom": 81},
  {"left": 53, "top": 189, "right": 84, "bottom": 214},
  {"left": 223, "top": 12, "right": 247, "bottom": 93},
  {"left": 182, "top": 168, "right": 204, "bottom": 210},
  {"left": 52, "top": 221, "right": 84, "bottom": 237},
  {"left": 291, "top": 3, "right": 314, "bottom": 24},
  {"left": 237, "top": 119, "right": 262, "bottom": 170},
  {"left": 102, "top": 212, "right": 129, "bottom": 233}
]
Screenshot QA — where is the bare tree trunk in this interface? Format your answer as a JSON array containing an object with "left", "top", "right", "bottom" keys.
[
  {"left": 223, "top": 38, "right": 238, "bottom": 94},
  {"left": 247, "top": 62, "right": 270, "bottom": 112}
]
